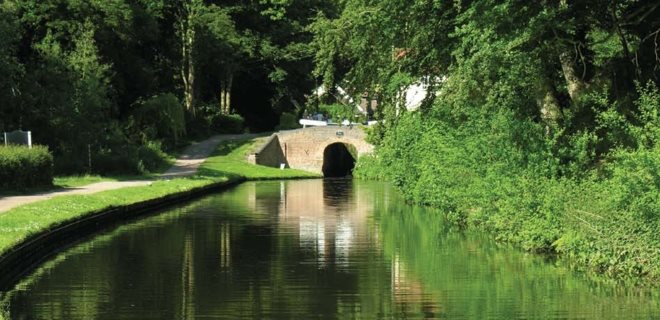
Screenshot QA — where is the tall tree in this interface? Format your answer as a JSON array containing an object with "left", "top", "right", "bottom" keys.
[
  {"left": 0, "top": 2, "right": 22, "bottom": 131},
  {"left": 174, "top": 0, "right": 204, "bottom": 115}
]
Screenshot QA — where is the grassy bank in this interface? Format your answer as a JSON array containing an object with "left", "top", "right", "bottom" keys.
[
  {"left": 197, "top": 137, "right": 319, "bottom": 180},
  {"left": 0, "top": 178, "right": 227, "bottom": 258},
  {"left": 0, "top": 136, "right": 319, "bottom": 258}
]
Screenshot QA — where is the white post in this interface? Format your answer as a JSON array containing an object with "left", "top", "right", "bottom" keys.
[{"left": 27, "top": 131, "right": 32, "bottom": 148}]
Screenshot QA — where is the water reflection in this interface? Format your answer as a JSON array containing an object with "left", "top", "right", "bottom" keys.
[
  {"left": 242, "top": 179, "right": 371, "bottom": 271},
  {"left": 2, "top": 179, "right": 660, "bottom": 319}
]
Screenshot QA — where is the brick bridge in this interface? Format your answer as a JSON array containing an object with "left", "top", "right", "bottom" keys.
[{"left": 248, "top": 126, "right": 374, "bottom": 177}]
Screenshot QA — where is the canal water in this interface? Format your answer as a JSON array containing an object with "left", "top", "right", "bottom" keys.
[{"left": 2, "top": 179, "right": 659, "bottom": 319}]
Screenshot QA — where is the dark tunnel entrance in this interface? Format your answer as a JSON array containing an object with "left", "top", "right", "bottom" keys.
[{"left": 322, "top": 143, "right": 356, "bottom": 178}]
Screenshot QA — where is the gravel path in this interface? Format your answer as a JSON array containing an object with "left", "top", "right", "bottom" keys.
[{"left": 0, "top": 134, "right": 254, "bottom": 213}]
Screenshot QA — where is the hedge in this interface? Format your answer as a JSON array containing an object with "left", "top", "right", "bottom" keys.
[{"left": 0, "top": 145, "right": 53, "bottom": 190}]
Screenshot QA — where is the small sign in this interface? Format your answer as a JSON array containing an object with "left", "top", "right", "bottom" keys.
[
  {"left": 336, "top": 131, "right": 344, "bottom": 137},
  {"left": 4, "top": 130, "right": 32, "bottom": 148}
]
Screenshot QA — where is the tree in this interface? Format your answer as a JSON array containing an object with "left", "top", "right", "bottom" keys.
[
  {"left": 173, "top": 0, "right": 204, "bottom": 115},
  {"left": 0, "top": 2, "right": 22, "bottom": 131},
  {"left": 197, "top": 4, "right": 241, "bottom": 115}
]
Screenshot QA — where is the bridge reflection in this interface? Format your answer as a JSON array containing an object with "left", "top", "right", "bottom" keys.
[
  {"left": 239, "top": 179, "right": 440, "bottom": 313},
  {"left": 243, "top": 179, "right": 373, "bottom": 270}
]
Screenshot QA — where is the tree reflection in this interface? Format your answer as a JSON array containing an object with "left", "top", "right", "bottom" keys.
[{"left": 5, "top": 180, "right": 660, "bottom": 319}]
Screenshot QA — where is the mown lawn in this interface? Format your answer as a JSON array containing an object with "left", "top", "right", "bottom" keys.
[
  {"left": 53, "top": 174, "right": 156, "bottom": 188},
  {"left": 0, "top": 177, "right": 225, "bottom": 257}
]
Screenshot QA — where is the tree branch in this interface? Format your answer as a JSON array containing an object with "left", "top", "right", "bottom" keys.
[{"left": 622, "top": 2, "right": 660, "bottom": 26}]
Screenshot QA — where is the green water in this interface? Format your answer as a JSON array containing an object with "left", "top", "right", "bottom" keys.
[{"left": 2, "top": 179, "right": 659, "bottom": 319}]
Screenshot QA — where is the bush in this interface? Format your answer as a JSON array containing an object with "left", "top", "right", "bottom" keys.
[
  {"left": 92, "top": 140, "right": 169, "bottom": 175},
  {"left": 275, "top": 112, "right": 301, "bottom": 130},
  {"left": 187, "top": 105, "right": 245, "bottom": 137},
  {"left": 0, "top": 145, "right": 53, "bottom": 190},
  {"left": 210, "top": 113, "right": 244, "bottom": 134},
  {"left": 131, "top": 93, "right": 186, "bottom": 147}
]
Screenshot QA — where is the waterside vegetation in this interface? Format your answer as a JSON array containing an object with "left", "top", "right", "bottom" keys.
[{"left": 311, "top": 1, "right": 660, "bottom": 282}]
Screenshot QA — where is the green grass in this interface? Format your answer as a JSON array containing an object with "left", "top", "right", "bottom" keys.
[
  {"left": 0, "top": 174, "right": 156, "bottom": 196},
  {"left": 197, "top": 137, "right": 320, "bottom": 180},
  {"left": 0, "top": 136, "right": 319, "bottom": 258},
  {"left": 0, "top": 177, "right": 226, "bottom": 257},
  {"left": 53, "top": 174, "right": 157, "bottom": 188},
  {"left": 53, "top": 175, "right": 113, "bottom": 188}
]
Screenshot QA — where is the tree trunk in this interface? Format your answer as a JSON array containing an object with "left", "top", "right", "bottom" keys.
[
  {"left": 219, "top": 71, "right": 233, "bottom": 114},
  {"left": 180, "top": 1, "right": 198, "bottom": 115},
  {"left": 219, "top": 80, "right": 226, "bottom": 113},
  {"left": 559, "top": 50, "right": 586, "bottom": 104},
  {"left": 537, "top": 79, "right": 562, "bottom": 134},
  {"left": 226, "top": 72, "right": 233, "bottom": 113}
]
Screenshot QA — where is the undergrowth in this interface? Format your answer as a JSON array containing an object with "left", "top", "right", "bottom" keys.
[{"left": 355, "top": 82, "right": 660, "bottom": 282}]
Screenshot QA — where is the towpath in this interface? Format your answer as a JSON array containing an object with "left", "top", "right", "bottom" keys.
[{"left": 0, "top": 134, "right": 253, "bottom": 213}]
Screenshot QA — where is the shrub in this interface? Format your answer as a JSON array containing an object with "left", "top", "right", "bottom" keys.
[
  {"left": 210, "top": 113, "right": 244, "bottom": 134},
  {"left": 0, "top": 145, "right": 53, "bottom": 190},
  {"left": 131, "top": 93, "right": 186, "bottom": 147},
  {"left": 92, "top": 140, "right": 169, "bottom": 175},
  {"left": 136, "top": 141, "right": 170, "bottom": 173},
  {"left": 275, "top": 112, "right": 301, "bottom": 130},
  {"left": 187, "top": 105, "right": 245, "bottom": 137}
]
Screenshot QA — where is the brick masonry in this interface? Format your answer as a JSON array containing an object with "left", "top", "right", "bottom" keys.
[
  {"left": 250, "top": 134, "right": 288, "bottom": 168},
  {"left": 250, "top": 127, "right": 374, "bottom": 174}
]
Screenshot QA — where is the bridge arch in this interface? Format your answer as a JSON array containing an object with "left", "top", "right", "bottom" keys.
[{"left": 322, "top": 142, "right": 357, "bottom": 177}]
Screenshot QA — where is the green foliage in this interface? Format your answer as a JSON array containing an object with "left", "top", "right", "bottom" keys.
[
  {"left": 275, "top": 112, "right": 301, "bottom": 130},
  {"left": 94, "top": 140, "right": 170, "bottom": 175},
  {"left": 0, "top": 3, "right": 21, "bottom": 131},
  {"left": 0, "top": 0, "right": 334, "bottom": 176},
  {"left": 358, "top": 81, "right": 660, "bottom": 280},
  {"left": 0, "top": 145, "right": 53, "bottom": 190},
  {"left": 210, "top": 113, "right": 245, "bottom": 134},
  {"left": 131, "top": 93, "right": 186, "bottom": 145},
  {"left": 352, "top": 153, "right": 386, "bottom": 181},
  {"left": 316, "top": 103, "right": 356, "bottom": 122},
  {"left": 631, "top": 81, "right": 660, "bottom": 148},
  {"left": 323, "top": 0, "right": 660, "bottom": 282},
  {"left": 185, "top": 105, "right": 245, "bottom": 137}
]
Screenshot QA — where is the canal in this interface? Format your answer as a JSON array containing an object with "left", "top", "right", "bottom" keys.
[{"left": 2, "top": 179, "right": 659, "bottom": 319}]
